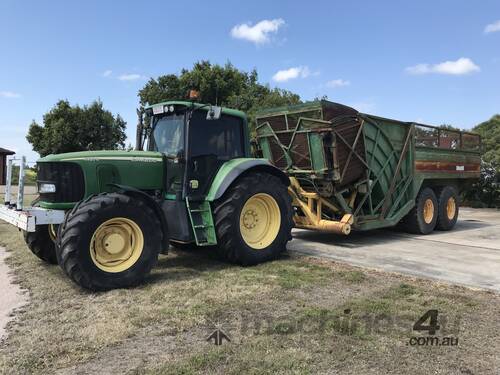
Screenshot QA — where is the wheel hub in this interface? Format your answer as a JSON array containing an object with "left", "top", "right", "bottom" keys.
[
  {"left": 423, "top": 198, "right": 434, "bottom": 224},
  {"left": 242, "top": 209, "right": 259, "bottom": 229},
  {"left": 90, "top": 217, "right": 144, "bottom": 273},
  {"left": 239, "top": 193, "right": 281, "bottom": 250},
  {"left": 446, "top": 197, "right": 456, "bottom": 220}
]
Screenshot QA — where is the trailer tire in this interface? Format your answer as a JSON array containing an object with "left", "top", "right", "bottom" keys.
[
  {"left": 436, "top": 186, "right": 459, "bottom": 231},
  {"left": 23, "top": 225, "right": 58, "bottom": 264},
  {"left": 56, "top": 193, "right": 162, "bottom": 291},
  {"left": 401, "top": 187, "right": 438, "bottom": 235},
  {"left": 213, "top": 172, "right": 293, "bottom": 266}
]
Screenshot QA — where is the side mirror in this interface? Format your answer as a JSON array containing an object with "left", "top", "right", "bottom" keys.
[{"left": 206, "top": 106, "right": 222, "bottom": 121}]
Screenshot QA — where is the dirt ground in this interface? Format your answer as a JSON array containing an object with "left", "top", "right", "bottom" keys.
[
  {"left": 0, "top": 246, "right": 27, "bottom": 341},
  {"left": 0, "top": 221, "right": 499, "bottom": 375}
]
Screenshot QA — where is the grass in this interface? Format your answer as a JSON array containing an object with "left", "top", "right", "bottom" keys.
[{"left": 0, "top": 223, "right": 499, "bottom": 374}]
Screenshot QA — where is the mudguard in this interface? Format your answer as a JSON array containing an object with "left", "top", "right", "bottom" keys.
[{"left": 206, "top": 158, "right": 290, "bottom": 202}]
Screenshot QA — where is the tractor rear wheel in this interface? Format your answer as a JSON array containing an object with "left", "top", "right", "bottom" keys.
[
  {"left": 401, "top": 187, "right": 438, "bottom": 235},
  {"left": 56, "top": 193, "right": 162, "bottom": 291},
  {"left": 23, "top": 224, "right": 58, "bottom": 264},
  {"left": 436, "top": 186, "right": 459, "bottom": 231},
  {"left": 213, "top": 172, "right": 293, "bottom": 265}
]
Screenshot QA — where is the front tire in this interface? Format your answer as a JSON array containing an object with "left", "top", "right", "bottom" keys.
[
  {"left": 56, "top": 193, "right": 162, "bottom": 291},
  {"left": 213, "top": 172, "right": 293, "bottom": 266},
  {"left": 23, "top": 224, "right": 58, "bottom": 264}
]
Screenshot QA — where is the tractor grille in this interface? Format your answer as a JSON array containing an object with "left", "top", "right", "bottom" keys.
[{"left": 37, "top": 162, "right": 85, "bottom": 203}]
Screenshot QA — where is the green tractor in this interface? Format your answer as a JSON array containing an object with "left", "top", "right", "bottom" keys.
[{"left": 10, "top": 101, "right": 294, "bottom": 290}]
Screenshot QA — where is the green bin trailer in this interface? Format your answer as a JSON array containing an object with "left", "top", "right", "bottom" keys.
[
  {"left": 255, "top": 100, "right": 481, "bottom": 235},
  {"left": 0, "top": 99, "right": 480, "bottom": 290}
]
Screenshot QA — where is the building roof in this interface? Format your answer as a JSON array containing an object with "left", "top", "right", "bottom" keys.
[{"left": 0, "top": 147, "right": 15, "bottom": 155}]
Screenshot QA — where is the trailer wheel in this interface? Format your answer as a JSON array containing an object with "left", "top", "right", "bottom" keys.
[
  {"left": 213, "top": 172, "right": 293, "bottom": 266},
  {"left": 402, "top": 187, "right": 438, "bottom": 235},
  {"left": 23, "top": 224, "right": 58, "bottom": 264},
  {"left": 56, "top": 193, "right": 162, "bottom": 291},
  {"left": 436, "top": 186, "right": 459, "bottom": 231}
]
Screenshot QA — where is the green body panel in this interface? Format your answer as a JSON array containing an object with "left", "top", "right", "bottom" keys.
[
  {"left": 205, "top": 157, "right": 273, "bottom": 201},
  {"left": 38, "top": 150, "right": 164, "bottom": 209},
  {"left": 255, "top": 100, "right": 480, "bottom": 232}
]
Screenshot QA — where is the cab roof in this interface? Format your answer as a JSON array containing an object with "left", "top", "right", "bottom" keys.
[{"left": 145, "top": 100, "right": 247, "bottom": 121}]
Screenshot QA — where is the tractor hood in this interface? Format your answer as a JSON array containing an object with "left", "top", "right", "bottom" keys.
[
  {"left": 37, "top": 150, "right": 165, "bottom": 210},
  {"left": 39, "top": 150, "right": 163, "bottom": 162}
]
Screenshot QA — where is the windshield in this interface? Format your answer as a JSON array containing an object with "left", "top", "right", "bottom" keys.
[{"left": 150, "top": 114, "right": 185, "bottom": 157}]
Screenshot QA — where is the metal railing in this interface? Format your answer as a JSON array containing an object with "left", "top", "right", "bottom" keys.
[
  {"left": 4, "top": 156, "right": 29, "bottom": 210},
  {"left": 414, "top": 124, "right": 481, "bottom": 151}
]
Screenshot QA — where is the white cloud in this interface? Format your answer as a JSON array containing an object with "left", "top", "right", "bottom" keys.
[
  {"left": 117, "top": 73, "right": 145, "bottom": 81},
  {"left": 326, "top": 79, "right": 350, "bottom": 88},
  {"left": 484, "top": 20, "right": 500, "bottom": 34},
  {"left": 102, "top": 69, "right": 112, "bottom": 77},
  {"left": 405, "top": 57, "right": 480, "bottom": 75},
  {"left": 272, "top": 66, "right": 311, "bottom": 82},
  {"left": 0, "top": 91, "right": 21, "bottom": 98},
  {"left": 231, "top": 18, "right": 285, "bottom": 44}
]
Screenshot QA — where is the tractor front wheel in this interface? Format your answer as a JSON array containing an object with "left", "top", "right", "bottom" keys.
[
  {"left": 23, "top": 224, "right": 58, "bottom": 264},
  {"left": 213, "top": 172, "right": 293, "bottom": 265},
  {"left": 56, "top": 193, "right": 162, "bottom": 291}
]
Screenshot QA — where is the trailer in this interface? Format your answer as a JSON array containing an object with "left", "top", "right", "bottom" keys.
[{"left": 255, "top": 100, "right": 481, "bottom": 235}]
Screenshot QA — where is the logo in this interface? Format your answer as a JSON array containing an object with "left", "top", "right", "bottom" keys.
[
  {"left": 206, "top": 319, "right": 231, "bottom": 346},
  {"left": 408, "top": 309, "right": 459, "bottom": 347}
]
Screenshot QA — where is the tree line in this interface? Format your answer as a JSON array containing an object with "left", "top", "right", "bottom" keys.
[{"left": 25, "top": 61, "right": 499, "bottom": 207}]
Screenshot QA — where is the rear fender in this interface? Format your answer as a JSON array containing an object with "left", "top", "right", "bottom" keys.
[{"left": 206, "top": 158, "right": 289, "bottom": 201}]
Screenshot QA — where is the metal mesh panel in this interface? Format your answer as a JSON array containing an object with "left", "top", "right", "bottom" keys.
[
  {"left": 334, "top": 119, "right": 366, "bottom": 186},
  {"left": 258, "top": 114, "right": 287, "bottom": 131},
  {"left": 268, "top": 137, "right": 288, "bottom": 169},
  {"left": 290, "top": 133, "right": 312, "bottom": 169}
]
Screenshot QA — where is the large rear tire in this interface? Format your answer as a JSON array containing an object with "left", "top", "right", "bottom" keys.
[
  {"left": 213, "top": 172, "right": 293, "bottom": 266},
  {"left": 401, "top": 187, "right": 438, "bottom": 235},
  {"left": 436, "top": 186, "right": 459, "bottom": 231},
  {"left": 56, "top": 193, "right": 162, "bottom": 291},
  {"left": 23, "top": 224, "right": 58, "bottom": 264}
]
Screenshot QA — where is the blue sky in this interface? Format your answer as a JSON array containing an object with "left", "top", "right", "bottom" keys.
[{"left": 0, "top": 0, "right": 499, "bottom": 162}]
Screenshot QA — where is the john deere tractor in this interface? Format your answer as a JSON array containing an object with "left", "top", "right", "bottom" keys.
[{"left": 5, "top": 101, "right": 293, "bottom": 290}]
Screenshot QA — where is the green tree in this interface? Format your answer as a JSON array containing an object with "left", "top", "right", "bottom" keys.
[
  {"left": 463, "top": 115, "right": 500, "bottom": 208},
  {"left": 473, "top": 115, "right": 500, "bottom": 165},
  {"left": 138, "top": 61, "right": 301, "bottom": 133},
  {"left": 27, "top": 100, "right": 126, "bottom": 157}
]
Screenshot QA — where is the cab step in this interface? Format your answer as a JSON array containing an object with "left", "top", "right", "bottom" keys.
[{"left": 186, "top": 199, "right": 217, "bottom": 246}]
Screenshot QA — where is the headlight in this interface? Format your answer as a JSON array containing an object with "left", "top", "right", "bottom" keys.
[{"left": 39, "top": 183, "right": 56, "bottom": 193}]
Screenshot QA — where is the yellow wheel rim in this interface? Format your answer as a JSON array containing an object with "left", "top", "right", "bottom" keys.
[
  {"left": 239, "top": 193, "right": 281, "bottom": 250},
  {"left": 90, "top": 217, "right": 144, "bottom": 273},
  {"left": 423, "top": 198, "right": 434, "bottom": 224},
  {"left": 446, "top": 197, "right": 456, "bottom": 220},
  {"left": 48, "top": 224, "right": 57, "bottom": 242}
]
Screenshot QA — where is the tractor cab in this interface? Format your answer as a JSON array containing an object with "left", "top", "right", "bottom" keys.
[{"left": 142, "top": 101, "right": 251, "bottom": 200}]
